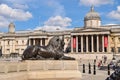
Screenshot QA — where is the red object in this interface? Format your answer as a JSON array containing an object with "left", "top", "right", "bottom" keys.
[
  {"left": 104, "top": 36, "right": 108, "bottom": 47},
  {"left": 73, "top": 37, "right": 76, "bottom": 48}
]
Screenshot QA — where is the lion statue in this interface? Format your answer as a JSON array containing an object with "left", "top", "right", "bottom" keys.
[{"left": 22, "top": 36, "right": 75, "bottom": 60}]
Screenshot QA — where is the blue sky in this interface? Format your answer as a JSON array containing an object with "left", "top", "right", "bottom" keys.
[{"left": 0, "top": 0, "right": 120, "bottom": 32}]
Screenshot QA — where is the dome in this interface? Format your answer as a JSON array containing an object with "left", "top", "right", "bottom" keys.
[{"left": 84, "top": 6, "right": 100, "bottom": 21}]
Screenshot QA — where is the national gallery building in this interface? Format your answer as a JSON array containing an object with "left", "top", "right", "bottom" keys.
[{"left": 0, "top": 6, "right": 120, "bottom": 55}]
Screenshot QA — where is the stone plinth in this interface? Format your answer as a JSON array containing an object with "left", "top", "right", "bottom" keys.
[
  {"left": 0, "top": 60, "right": 82, "bottom": 80},
  {"left": 26, "top": 60, "right": 79, "bottom": 71},
  {"left": 28, "top": 70, "right": 81, "bottom": 80}
]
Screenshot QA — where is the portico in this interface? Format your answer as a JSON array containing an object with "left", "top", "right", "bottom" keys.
[
  {"left": 70, "top": 6, "right": 111, "bottom": 53},
  {"left": 28, "top": 36, "right": 48, "bottom": 46},
  {"left": 71, "top": 29, "right": 110, "bottom": 53},
  {"left": 28, "top": 38, "right": 48, "bottom": 46}
]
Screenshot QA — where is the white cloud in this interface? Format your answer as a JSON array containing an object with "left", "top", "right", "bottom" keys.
[
  {"left": 46, "top": 0, "right": 65, "bottom": 16},
  {"left": 0, "top": 4, "right": 32, "bottom": 28},
  {"left": 0, "top": 4, "right": 32, "bottom": 21},
  {"left": 35, "top": 16, "right": 72, "bottom": 31},
  {"left": 0, "top": 16, "right": 9, "bottom": 27},
  {"left": 79, "top": 0, "right": 114, "bottom": 6},
  {"left": 108, "top": 6, "right": 120, "bottom": 21},
  {"left": 44, "top": 16, "right": 72, "bottom": 27}
]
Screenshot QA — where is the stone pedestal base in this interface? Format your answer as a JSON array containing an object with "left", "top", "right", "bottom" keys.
[
  {"left": 0, "top": 60, "right": 82, "bottom": 80},
  {"left": 28, "top": 70, "right": 81, "bottom": 80}
]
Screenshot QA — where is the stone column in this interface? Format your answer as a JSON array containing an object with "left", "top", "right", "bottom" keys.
[
  {"left": 41, "top": 38, "right": 43, "bottom": 46},
  {"left": 102, "top": 35, "right": 104, "bottom": 52},
  {"left": 81, "top": 35, "right": 83, "bottom": 53},
  {"left": 2, "top": 40, "right": 4, "bottom": 54},
  {"left": 44, "top": 38, "right": 46, "bottom": 46},
  {"left": 91, "top": 35, "right": 94, "bottom": 52},
  {"left": 29, "top": 39, "right": 31, "bottom": 46},
  {"left": 10, "top": 40, "right": 14, "bottom": 53},
  {"left": 45, "top": 38, "right": 48, "bottom": 46},
  {"left": 97, "top": 35, "right": 99, "bottom": 52},
  {"left": 12, "top": 40, "right": 14, "bottom": 53},
  {"left": 33, "top": 39, "right": 35, "bottom": 45},
  {"left": 86, "top": 35, "right": 88, "bottom": 52},
  {"left": 114, "top": 36, "right": 117, "bottom": 54},
  {"left": 71, "top": 36, "right": 73, "bottom": 53},
  {"left": 76, "top": 36, "right": 78, "bottom": 53},
  {"left": 39, "top": 39, "right": 41, "bottom": 46},
  {"left": 107, "top": 35, "right": 110, "bottom": 53}
]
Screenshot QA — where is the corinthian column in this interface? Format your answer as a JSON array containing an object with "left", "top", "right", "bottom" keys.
[
  {"left": 76, "top": 36, "right": 78, "bottom": 53},
  {"left": 86, "top": 35, "right": 88, "bottom": 52},
  {"left": 91, "top": 35, "right": 94, "bottom": 52},
  {"left": 97, "top": 35, "right": 99, "bottom": 52},
  {"left": 71, "top": 36, "right": 73, "bottom": 53},
  {"left": 33, "top": 39, "right": 35, "bottom": 45},
  {"left": 102, "top": 35, "right": 104, "bottom": 52},
  {"left": 107, "top": 35, "right": 110, "bottom": 53},
  {"left": 29, "top": 39, "right": 31, "bottom": 46},
  {"left": 41, "top": 39, "right": 43, "bottom": 46},
  {"left": 81, "top": 35, "right": 83, "bottom": 53}
]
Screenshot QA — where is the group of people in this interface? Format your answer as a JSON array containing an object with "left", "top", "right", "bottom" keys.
[
  {"left": 97, "top": 55, "right": 107, "bottom": 68},
  {"left": 109, "top": 57, "right": 119, "bottom": 70},
  {"left": 97, "top": 55, "right": 120, "bottom": 70}
]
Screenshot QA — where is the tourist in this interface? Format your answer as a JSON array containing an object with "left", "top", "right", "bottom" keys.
[
  {"left": 103, "top": 55, "right": 107, "bottom": 64},
  {"left": 98, "top": 60, "right": 102, "bottom": 68}
]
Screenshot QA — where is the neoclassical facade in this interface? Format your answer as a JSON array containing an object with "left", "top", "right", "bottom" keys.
[
  {"left": 0, "top": 6, "right": 120, "bottom": 55},
  {"left": 71, "top": 6, "right": 120, "bottom": 54},
  {"left": 0, "top": 25, "right": 71, "bottom": 55}
]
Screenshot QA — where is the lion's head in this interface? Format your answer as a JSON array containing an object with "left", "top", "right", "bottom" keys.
[{"left": 47, "top": 36, "right": 65, "bottom": 51}]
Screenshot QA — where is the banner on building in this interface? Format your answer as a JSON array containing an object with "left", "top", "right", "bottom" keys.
[
  {"left": 104, "top": 36, "right": 108, "bottom": 47},
  {"left": 73, "top": 37, "right": 76, "bottom": 48}
]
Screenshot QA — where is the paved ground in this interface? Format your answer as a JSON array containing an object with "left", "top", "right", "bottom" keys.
[
  {"left": 81, "top": 70, "right": 113, "bottom": 80},
  {"left": 78, "top": 59, "right": 114, "bottom": 80}
]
